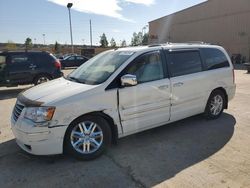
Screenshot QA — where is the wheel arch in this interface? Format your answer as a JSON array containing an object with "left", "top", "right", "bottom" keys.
[
  {"left": 63, "top": 111, "right": 118, "bottom": 153},
  {"left": 33, "top": 73, "right": 52, "bottom": 83},
  {"left": 210, "top": 87, "right": 228, "bottom": 109}
]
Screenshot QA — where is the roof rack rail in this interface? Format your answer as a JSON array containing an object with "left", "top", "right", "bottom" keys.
[
  {"left": 148, "top": 42, "right": 172, "bottom": 47},
  {"left": 184, "top": 41, "right": 210, "bottom": 44}
]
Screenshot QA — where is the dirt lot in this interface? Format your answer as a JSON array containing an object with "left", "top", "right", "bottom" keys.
[{"left": 0, "top": 70, "right": 250, "bottom": 188}]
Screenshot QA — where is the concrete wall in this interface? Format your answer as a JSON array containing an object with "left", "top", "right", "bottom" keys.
[{"left": 149, "top": 0, "right": 250, "bottom": 60}]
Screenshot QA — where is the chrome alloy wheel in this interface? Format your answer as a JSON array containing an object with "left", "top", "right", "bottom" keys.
[
  {"left": 70, "top": 121, "right": 103, "bottom": 154},
  {"left": 210, "top": 95, "right": 223, "bottom": 116},
  {"left": 37, "top": 77, "right": 49, "bottom": 84}
]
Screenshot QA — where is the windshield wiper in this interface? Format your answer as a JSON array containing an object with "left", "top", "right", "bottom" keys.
[{"left": 68, "top": 76, "right": 85, "bottom": 84}]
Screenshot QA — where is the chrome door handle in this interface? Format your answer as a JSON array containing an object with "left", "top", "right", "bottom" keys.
[{"left": 173, "top": 82, "right": 184, "bottom": 87}]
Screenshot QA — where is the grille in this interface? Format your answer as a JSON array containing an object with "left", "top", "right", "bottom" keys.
[{"left": 12, "top": 102, "right": 25, "bottom": 122}]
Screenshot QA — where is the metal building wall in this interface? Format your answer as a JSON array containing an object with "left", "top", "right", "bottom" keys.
[{"left": 149, "top": 0, "right": 250, "bottom": 60}]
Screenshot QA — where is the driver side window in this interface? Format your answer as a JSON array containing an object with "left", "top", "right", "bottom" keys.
[
  {"left": 68, "top": 56, "right": 75, "bottom": 61},
  {"left": 126, "top": 51, "right": 164, "bottom": 84}
]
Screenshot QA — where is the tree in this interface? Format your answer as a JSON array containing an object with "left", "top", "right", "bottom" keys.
[
  {"left": 142, "top": 33, "right": 149, "bottom": 45},
  {"left": 131, "top": 32, "right": 138, "bottom": 46},
  {"left": 100, "top": 33, "right": 108, "bottom": 47},
  {"left": 131, "top": 32, "right": 143, "bottom": 46},
  {"left": 137, "top": 32, "right": 143, "bottom": 45},
  {"left": 54, "top": 41, "right": 61, "bottom": 54},
  {"left": 24, "top": 37, "right": 32, "bottom": 50},
  {"left": 121, "top": 40, "right": 127, "bottom": 47},
  {"left": 5, "top": 40, "right": 17, "bottom": 50},
  {"left": 110, "top": 38, "right": 116, "bottom": 47}
]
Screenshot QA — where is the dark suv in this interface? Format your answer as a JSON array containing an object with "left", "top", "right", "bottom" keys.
[{"left": 0, "top": 51, "right": 63, "bottom": 87}]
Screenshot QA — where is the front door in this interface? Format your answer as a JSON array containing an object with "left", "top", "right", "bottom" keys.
[{"left": 118, "top": 51, "right": 171, "bottom": 135}]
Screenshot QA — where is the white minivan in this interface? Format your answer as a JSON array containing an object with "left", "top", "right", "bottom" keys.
[{"left": 11, "top": 43, "right": 236, "bottom": 160}]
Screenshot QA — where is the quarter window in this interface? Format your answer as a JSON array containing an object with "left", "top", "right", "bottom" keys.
[
  {"left": 201, "top": 48, "right": 229, "bottom": 70},
  {"left": 168, "top": 51, "right": 202, "bottom": 77},
  {"left": 126, "top": 52, "right": 164, "bottom": 84}
]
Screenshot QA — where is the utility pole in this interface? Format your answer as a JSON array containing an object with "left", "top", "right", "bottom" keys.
[
  {"left": 90, "top": 19, "right": 93, "bottom": 47},
  {"left": 67, "top": 3, "right": 74, "bottom": 53}
]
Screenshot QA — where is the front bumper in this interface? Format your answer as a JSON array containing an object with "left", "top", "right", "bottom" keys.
[{"left": 11, "top": 115, "right": 67, "bottom": 155}]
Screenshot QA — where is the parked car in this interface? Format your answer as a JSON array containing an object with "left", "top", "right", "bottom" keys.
[
  {"left": 11, "top": 43, "right": 236, "bottom": 160},
  {"left": 0, "top": 51, "right": 63, "bottom": 86},
  {"left": 54, "top": 54, "right": 64, "bottom": 60},
  {"left": 60, "top": 55, "right": 89, "bottom": 68},
  {"left": 244, "top": 62, "right": 250, "bottom": 73}
]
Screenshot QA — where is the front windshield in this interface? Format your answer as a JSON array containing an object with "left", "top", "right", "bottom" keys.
[{"left": 67, "top": 50, "right": 134, "bottom": 85}]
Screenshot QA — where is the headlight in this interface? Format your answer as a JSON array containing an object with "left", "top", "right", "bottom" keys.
[{"left": 24, "top": 107, "right": 55, "bottom": 123}]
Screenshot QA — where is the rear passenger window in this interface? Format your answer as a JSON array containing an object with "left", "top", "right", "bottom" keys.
[
  {"left": 201, "top": 48, "right": 229, "bottom": 70},
  {"left": 11, "top": 54, "right": 29, "bottom": 64},
  {"left": 168, "top": 51, "right": 202, "bottom": 77},
  {"left": 32, "top": 54, "right": 53, "bottom": 66}
]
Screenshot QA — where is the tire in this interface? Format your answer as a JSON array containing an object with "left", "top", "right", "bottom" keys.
[
  {"left": 34, "top": 74, "right": 51, "bottom": 85},
  {"left": 205, "top": 90, "right": 226, "bottom": 119},
  {"left": 64, "top": 115, "right": 111, "bottom": 160}
]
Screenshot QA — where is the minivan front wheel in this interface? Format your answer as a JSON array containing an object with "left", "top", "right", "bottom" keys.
[
  {"left": 65, "top": 115, "right": 111, "bottom": 160},
  {"left": 205, "top": 90, "right": 225, "bottom": 119}
]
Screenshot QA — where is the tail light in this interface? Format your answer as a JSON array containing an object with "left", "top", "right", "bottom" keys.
[{"left": 54, "top": 60, "right": 61, "bottom": 69}]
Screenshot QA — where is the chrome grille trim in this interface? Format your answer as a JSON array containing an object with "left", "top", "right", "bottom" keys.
[{"left": 12, "top": 102, "right": 25, "bottom": 122}]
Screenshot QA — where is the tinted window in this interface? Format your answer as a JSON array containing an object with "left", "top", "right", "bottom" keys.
[
  {"left": 126, "top": 52, "right": 164, "bottom": 84},
  {"left": 201, "top": 48, "right": 229, "bottom": 70},
  {"left": 76, "top": 56, "right": 84, "bottom": 60},
  {"left": 168, "top": 51, "right": 202, "bottom": 77},
  {"left": 10, "top": 54, "right": 30, "bottom": 64},
  {"left": 31, "top": 53, "right": 53, "bottom": 66},
  {"left": 68, "top": 56, "right": 75, "bottom": 61}
]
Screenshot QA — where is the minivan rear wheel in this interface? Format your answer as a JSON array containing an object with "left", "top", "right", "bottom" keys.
[
  {"left": 65, "top": 115, "right": 111, "bottom": 160},
  {"left": 205, "top": 90, "right": 225, "bottom": 119},
  {"left": 34, "top": 75, "right": 51, "bottom": 85}
]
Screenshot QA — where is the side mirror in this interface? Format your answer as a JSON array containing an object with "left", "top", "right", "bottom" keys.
[{"left": 121, "top": 74, "right": 137, "bottom": 87}]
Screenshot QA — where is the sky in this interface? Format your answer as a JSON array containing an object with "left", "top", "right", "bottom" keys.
[{"left": 0, "top": 0, "right": 207, "bottom": 46}]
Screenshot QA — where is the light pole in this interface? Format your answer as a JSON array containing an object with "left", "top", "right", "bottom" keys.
[
  {"left": 67, "top": 3, "right": 74, "bottom": 53},
  {"left": 90, "top": 19, "right": 93, "bottom": 47},
  {"left": 42, "top": 34, "right": 45, "bottom": 46}
]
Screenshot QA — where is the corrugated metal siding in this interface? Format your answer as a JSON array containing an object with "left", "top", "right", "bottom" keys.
[{"left": 149, "top": 0, "right": 250, "bottom": 59}]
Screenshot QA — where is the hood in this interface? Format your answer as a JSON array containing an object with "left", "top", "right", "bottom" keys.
[{"left": 21, "top": 77, "right": 98, "bottom": 105}]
